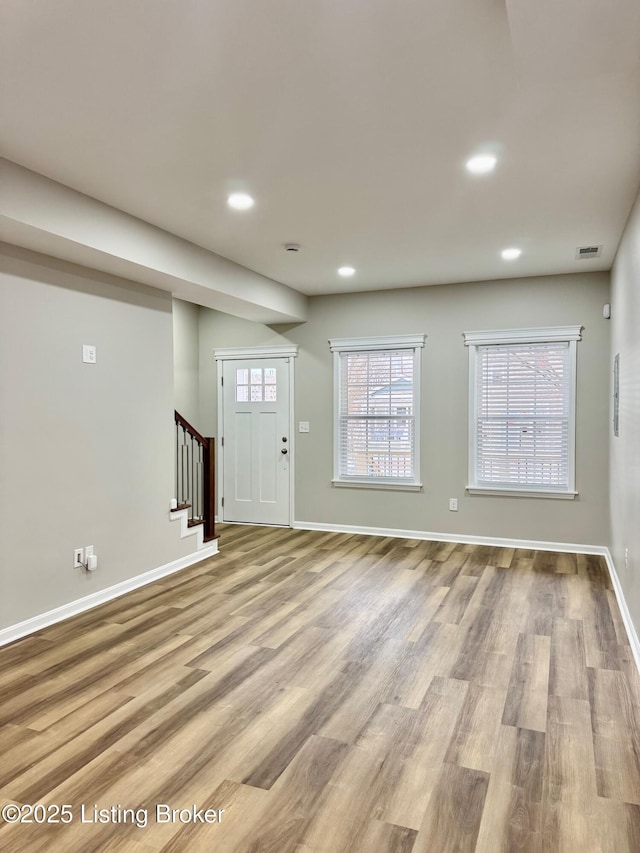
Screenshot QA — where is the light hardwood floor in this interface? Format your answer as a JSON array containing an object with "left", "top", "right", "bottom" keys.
[{"left": 1, "top": 524, "right": 640, "bottom": 852}]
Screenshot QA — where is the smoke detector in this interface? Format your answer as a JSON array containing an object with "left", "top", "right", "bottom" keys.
[
  {"left": 284, "top": 243, "right": 301, "bottom": 253},
  {"left": 575, "top": 245, "right": 602, "bottom": 260}
]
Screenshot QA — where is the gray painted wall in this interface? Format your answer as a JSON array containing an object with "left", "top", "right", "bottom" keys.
[
  {"left": 172, "top": 298, "right": 200, "bottom": 428},
  {"left": 199, "top": 271, "right": 611, "bottom": 546},
  {"left": 610, "top": 189, "right": 640, "bottom": 631},
  {"left": 0, "top": 245, "right": 195, "bottom": 631}
]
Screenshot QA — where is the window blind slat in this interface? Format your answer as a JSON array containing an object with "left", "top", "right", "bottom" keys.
[
  {"left": 474, "top": 341, "right": 570, "bottom": 489},
  {"left": 339, "top": 349, "right": 416, "bottom": 481}
]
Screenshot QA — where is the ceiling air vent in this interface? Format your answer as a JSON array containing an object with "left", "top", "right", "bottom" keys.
[{"left": 575, "top": 245, "right": 602, "bottom": 260}]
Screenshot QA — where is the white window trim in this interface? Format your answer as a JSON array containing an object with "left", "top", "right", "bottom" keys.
[
  {"left": 331, "top": 479, "right": 423, "bottom": 492},
  {"left": 465, "top": 486, "right": 578, "bottom": 499},
  {"left": 329, "top": 334, "right": 426, "bottom": 490},
  {"left": 463, "top": 326, "right": 582, "bottom": 346},
  {"left": 214, "top": 345, "right": 298, "bottom": 360},
  {"left": 464, "top": 325, "right": 582, "bottom": 500},
  {"left": 329, "top": 334, "right": 426, "bottom": 353}
]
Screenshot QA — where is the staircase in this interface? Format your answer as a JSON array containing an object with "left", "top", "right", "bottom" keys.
[{"left": 172, "top": 411, "right": 217, "bottom": 544}]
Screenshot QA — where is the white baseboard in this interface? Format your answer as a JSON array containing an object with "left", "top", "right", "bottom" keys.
[
  {"left": 293, "top": 519, "right": 608, "bottom": 556},
  {"left": 603, "top": 549, "right": 640, "bottom": 675},
  {"left": 0, "top": 541, "right": 219, "bottom": 649}
]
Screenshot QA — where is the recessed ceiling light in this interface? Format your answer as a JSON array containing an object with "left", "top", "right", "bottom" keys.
[
  {"left": 466, "top": 154, "right": 497, "bottom": 175},
  {"left": 227, "top": 192, "right": 255, "bottom": 211},
  {"left": 501, "top": 248, "right": 522, "bottom": 261},
  {"left": 338, "top": 266, "right": 356, "bottom": 277}
]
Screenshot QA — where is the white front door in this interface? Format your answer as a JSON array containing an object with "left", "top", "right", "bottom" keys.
[{"left": 221, "top": 357, "right": 291, "bottom": 525}]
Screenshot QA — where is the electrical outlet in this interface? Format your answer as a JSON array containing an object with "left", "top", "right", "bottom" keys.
[
  {"left": 449, "top": 498, "right": 458, "bottom": 511},
  {"left": 74, "top": 548, "right": 84, "bottom": 568}
]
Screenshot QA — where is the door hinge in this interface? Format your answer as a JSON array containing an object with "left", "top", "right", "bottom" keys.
[
  {"left": 221, "top": 497, "right": 224, "bottom": 507},
  {"left": 221, "top": 436, "right": 224, "bottom": 447},
  {"left": 221, "top": 376, "right": 224, "bottom": 386}
]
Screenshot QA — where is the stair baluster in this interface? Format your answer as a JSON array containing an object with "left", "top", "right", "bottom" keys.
[{"left": 172, "top": 411, "right": 217, "bottom": 543}]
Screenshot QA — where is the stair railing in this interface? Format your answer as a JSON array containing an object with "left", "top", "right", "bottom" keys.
[{"left": 174, "top": 411, "right": 216, "bottom": 542}]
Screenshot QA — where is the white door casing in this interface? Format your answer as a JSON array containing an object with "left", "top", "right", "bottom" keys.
[{"left": 215, "top": 346, "right": 297, "bottom": 526}]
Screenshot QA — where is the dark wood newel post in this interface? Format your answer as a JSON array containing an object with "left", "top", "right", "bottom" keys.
[{"left": 203, "top": 437, "right": 216, "bottom": 542}]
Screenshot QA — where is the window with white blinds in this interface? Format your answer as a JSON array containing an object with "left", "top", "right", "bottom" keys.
[
  {"left": 464, "top": 326, "right": 581, "bottom": 498},
  {"left": 329, "top": 335, "right": 425, "bottom": 489}
]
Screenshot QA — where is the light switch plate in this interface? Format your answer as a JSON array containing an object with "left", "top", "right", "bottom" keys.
[{"left": 83, "top": 344, "right": 97, "bottom": 364}]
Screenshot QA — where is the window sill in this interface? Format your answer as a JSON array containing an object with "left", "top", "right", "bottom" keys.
[
  {"left": 466, "top": 486, "right": 578, "bottom": 500},
  {"left": 332, "top": 479, "right": 422, "bottom": 492}
]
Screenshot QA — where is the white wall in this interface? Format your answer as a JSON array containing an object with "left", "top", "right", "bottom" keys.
[
  {"left": 0, "top": 244, "right": 196, "bottom": 631},
  {"left": 172, "top": 298, "right": 200, "bottom": 427},
  {"left": 199, "top": 271, "right": 611, "bottom": 546},
  {"left": 610, "top": 189, "right": 640, "bottom": 631}
]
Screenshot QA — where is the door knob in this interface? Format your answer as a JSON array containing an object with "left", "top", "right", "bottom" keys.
[{"left": 281, "top": 448, "right": 288, "bottom": 455}]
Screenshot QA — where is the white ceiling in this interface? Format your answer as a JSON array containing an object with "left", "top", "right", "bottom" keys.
[{"left": 1, "top": 0, "right": 639, "bottom": 296}]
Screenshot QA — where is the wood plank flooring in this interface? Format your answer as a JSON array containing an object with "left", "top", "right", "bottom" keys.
[{"left": 1, "top": 524, "right": 640, "bottom": 852}]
